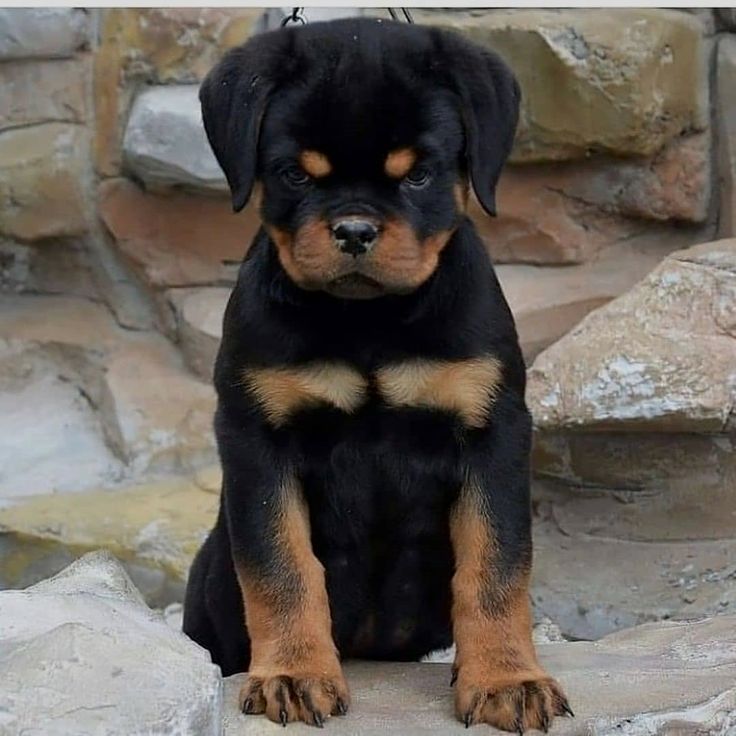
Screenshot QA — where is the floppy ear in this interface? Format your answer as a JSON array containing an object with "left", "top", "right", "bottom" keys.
[
  {"left": 436, "top": 33, "right": 521, "bottom": 217},
  {"left": 199, "top": 33, "right": 290, "bottom": 212}
]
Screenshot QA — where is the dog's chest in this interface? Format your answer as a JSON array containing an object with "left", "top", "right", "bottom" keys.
[{"left": 242, "top": 355, "right": 503, "bottom": 431}]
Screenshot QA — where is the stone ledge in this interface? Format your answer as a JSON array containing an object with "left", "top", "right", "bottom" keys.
[{"left": 223, "top": 615, "right": 736, "bottom": 734}]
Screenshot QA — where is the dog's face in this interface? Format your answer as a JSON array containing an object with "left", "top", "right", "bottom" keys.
[{"left": 201, "top": 19, "right": 520, "bottom": 299}]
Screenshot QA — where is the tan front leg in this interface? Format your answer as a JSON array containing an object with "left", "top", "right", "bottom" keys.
[
  {"left": 450, "top": 480, "right": 571, "bottom": 733},
  {"left": 235, "top": 478, "right": 349, "bottom": 727}
]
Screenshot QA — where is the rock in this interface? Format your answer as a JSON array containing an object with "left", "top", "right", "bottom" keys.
[
  {"left": 0, "top": 294, "right": 217, "bottom": 495},
  {"left": 717, "top": 37, "right": 736, "bottom": 239},
  {"left": 528, "top": 239, "right": 736, "bottom": 433},
  {"left": 99, "top": 178, "right": 258, "bottom": 288},
  {"left": 167, "top": 287, "right": 230, "bottom": 380},
  {"left": 419, "top": 9, "right": 708, "bottom": 162},
  {"left": 224, "top": 614, "right": 736, "bottom": 734},
  {"left": 99, "top": 334, "right": 217, "bottom": 476},
  {"left": 123, "top": 85, "right": 227, "bottom": 192},
  {"left": 0, "top": 123, "right": 88, "bottom": 241},
  {"left": 0, "top": 338, "right": 124, "bottom": 499},
  {"left": 0, "top": 478, "right": 218, "bottom": 605},
  {"left": 93, "top": 8, "right": 261, "bottom": 175},
  {"left": 0, "top": 59, "right": 88, "bottom": 131},
  {"left": 531, "top": 481, "right": 736, "bottom": 640},
  {"left": 0, "top": 8, "right": 87, "bottom": 60},
  {"left": 496, "top": 230, "right": 695, "bottom": 360},
  {"left": 534, "top": 526, "right": 736, "bottom": 643},
  {"left": 0, "top": 551, "right": 222, "bottom": 735}
]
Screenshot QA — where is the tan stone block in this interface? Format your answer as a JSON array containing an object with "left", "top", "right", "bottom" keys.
[
  {"left": 717, "top": 37, "right": 736, "bottom": 238},
  {"left": 0, "top": 58, "right": 88, "bottom": 130},
  {"left": 480, "top": 132, "right": 711, "bottom": 264},
  {"left": 0, "top": 123, "right": 88, "bottom": 241},
  {"left": 98, "top": 178, "right": 259, "bottom": 288},
  {"left": 420, "top": 9, "right": 708, "bottom": 162},
  {"left": 167, "top": 287, "right": 229, "bottom": 381}
]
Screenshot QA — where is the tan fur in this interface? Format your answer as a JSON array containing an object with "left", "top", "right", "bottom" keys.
[
  {"left": 376, "top": 355, "right": 503, "bottom": 427},
  {"left": 450, "top": 479, "right": 568, "bottom": 731},
  {"left": 299, "top": 150, "right": 332, "bottom": 178},
  {"left": 265, "top": 215, "right": 456, "bottom": 295},
  {"left": 243, "top": 362, "right": 368, "bottom": 426},
  {"left": 236, "top": 478, "right": 349, "bottom": 724},
  {"left": 453, "top": 181, "right": 469, "bottom": 213},
  {"left": 384, "top": 147, "right": 417, "bottom": 178}
]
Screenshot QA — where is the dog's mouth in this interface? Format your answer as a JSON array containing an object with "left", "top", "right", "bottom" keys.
[{"left": 325, "top": 273, "right": 385, "bottom": 300}]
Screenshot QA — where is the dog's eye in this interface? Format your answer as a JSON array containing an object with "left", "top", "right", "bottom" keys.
[
  {"left": 404, "top": 166, "right": 431, "bottom": 188},
  {"left": 281, "top": 166, "right": 311, "bottom": 187}
]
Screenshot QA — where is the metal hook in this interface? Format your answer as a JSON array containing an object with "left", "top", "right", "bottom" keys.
[
  {"left": 281, "top": 7, "right": 306, "bottom": 27},
  {"left": 388, "top": 8, "right": 414, "bottom": 23}
]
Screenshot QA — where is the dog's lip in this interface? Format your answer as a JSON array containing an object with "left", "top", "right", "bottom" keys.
[{"left": 326, "top": 273, "right": 385, "bottom": 299}]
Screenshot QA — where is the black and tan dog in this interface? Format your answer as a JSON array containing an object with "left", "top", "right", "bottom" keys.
[{"left": 183, "top": 17, "right": 571, "bottom": 733}]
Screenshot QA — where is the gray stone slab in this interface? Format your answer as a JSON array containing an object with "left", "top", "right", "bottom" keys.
[
  {"left": 223, "top": 615, "right": 736, "bottom": 734},
  {"left": 0, "top": 551, "right": 222, "bottom": 736},
  {"left": 0, "top": 9, "right": 87, "bottom": 60},
  {"left": 122, "top": 85, "right": 227, "bottom": 193}
]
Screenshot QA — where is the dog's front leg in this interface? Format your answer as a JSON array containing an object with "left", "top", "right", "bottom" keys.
[
  {"left": 450, "top": 390, "right": 571, "bottom": 733},
  {"left": 219, "top": 416, "right": 349, "bottom": 727}
]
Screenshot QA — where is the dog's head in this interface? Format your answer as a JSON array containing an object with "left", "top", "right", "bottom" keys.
[{"left": 201, "top": 18, "right": 519, "bottom": 299}]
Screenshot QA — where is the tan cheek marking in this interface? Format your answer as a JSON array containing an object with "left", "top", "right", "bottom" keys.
[
  {"left": 375, "top": 355, "right": 503, "bottom": 428},
  {"left": 242, "top": 363, "right": 368, "bottom": 426},
  {"left": 299, "top": 150, "right": 332, "bottom": 178},
  {"left": 384, "top": 147, "right": 417, "bottom": 178}
]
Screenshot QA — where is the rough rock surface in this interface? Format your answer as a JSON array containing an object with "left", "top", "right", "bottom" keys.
[
  {"left": 718, "top": 37, "right": 736, "bottom": 239},
  {"left": 94, "top": 8, "right": 261, "bottom": 176},
  {"left": 98, "top": 178, "right": 258, "bottom": 287},
  {"left": 0, "top": 59, "right": 88, "bottom": 131},
  {"left": 167, "top": 287, "right": 230, "bottom": 380},
  {"left": 0, "top": 8, "right": 87, "bottom": 60},
  {"left": 0, "top": 477, "right": 218, "bottom": 606},
  {"left": 223, "top": 615, "right": 736, "bottom": 734},
  {"left": 485, "top": 133, "right": 711, "bottom": 265},
  {"left": 0, "top": 123, "right": 88, "bottom": 241},
  {"left": 529, "top": 239, "right": 736, "bottom": 434},
  {"left": 418, "top": 9, "right": 708, "bottom": 162},
  {"left": 0, "top": 551, "right": 222, "bottom": 736},
  {"left": 531, "top": 479, "right": 736, "bottom": 640},
  {"left": 123, "top": 85, "right": 227, "bottom": 192},
  {"left": 100, "top": 337, "right": 216, "bottom": 476},
  {"left": 0, "top": 294, "right": 217, "bottom": 497}
]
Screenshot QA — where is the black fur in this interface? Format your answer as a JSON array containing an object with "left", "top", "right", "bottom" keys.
[{"left": 184, "top": 17, "right": 529, "bottom": 677}]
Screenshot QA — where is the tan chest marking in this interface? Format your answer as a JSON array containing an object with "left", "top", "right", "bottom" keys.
[
  {"left": 243, "top": 363, "right": 368, "bottom": 426},
  {"left": 375, "top": 356, "right": 503, "bottom": 428}
]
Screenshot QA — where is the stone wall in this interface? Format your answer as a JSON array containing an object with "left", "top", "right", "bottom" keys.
[{"left": 1, "top": 8, "right": 736, "bottom": 640}]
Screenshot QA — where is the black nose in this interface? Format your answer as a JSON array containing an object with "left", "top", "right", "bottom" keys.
[{"left": 331, "top": 219, "right": 378, "bottom": 257}]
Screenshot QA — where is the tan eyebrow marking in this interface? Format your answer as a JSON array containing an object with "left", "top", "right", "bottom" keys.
[
  {"left": 375, "top": 356, "right": 504, "bottom": 428},
  {"left": 384, "top": 147, "right": 417, "bottom": 179},
  {"left": 298, "top": 150, "right": 332, "bottom": 178},
  {"left": 242, "top": 362, "right": 368, "bottom": 426}
]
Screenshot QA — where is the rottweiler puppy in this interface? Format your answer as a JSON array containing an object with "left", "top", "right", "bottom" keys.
[{"left": 183, "top": 17, "right": 571, "bottom": 733}]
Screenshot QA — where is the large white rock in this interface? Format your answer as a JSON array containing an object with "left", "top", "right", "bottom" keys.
[
  {"left": 122, "top": 85, "right": 227, "bottom": 192},
  {"left": 0, "top": 9, "right": 87, "bottom": 60},
  {"left": 528, "top": 239, "right": 736, "bottom": 433},
  {"left": 0, "top": 551, "right": 222, "bottom": 735}
]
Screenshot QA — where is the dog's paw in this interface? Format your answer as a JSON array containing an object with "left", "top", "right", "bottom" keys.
[
  {"left": 454, "top": 672, "right": 572, "bottom": 733},
  {"left": 239, "top": 671, "right": 350, "bottom": 727}
]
